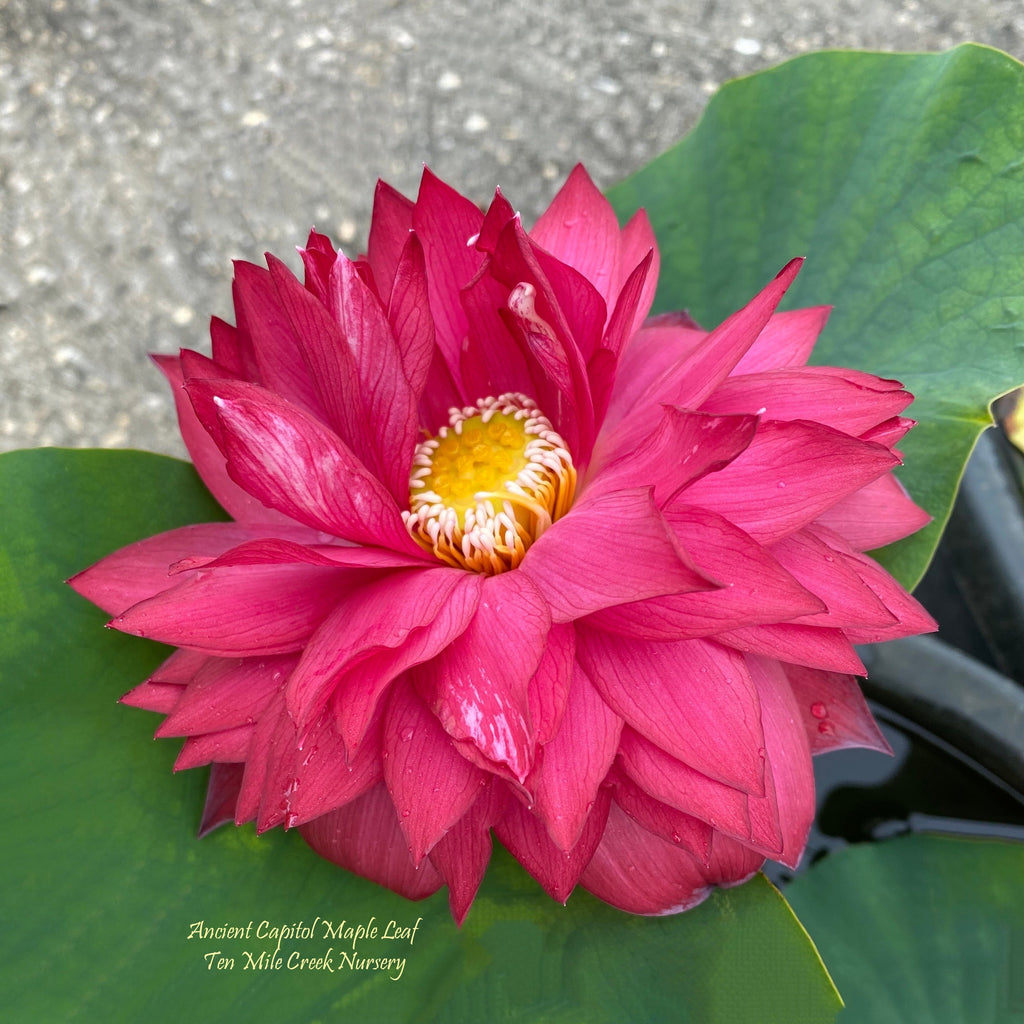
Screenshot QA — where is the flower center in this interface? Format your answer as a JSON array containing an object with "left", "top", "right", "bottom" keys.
[{"left": 403, "top": 393, "right": 576, "bottom": 574}]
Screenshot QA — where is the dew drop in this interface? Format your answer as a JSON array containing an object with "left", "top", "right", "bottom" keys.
[
  {"left": 671, "top": 831, "right": 682, "bottom": 844},
  {"left": 777, "top": 480, "right": 787, "bottom": 489},
  {"left": 817, "top": 720, "right": 836, "bottom": 736},
  {"left": 400, "top": 727, "right": 415, "bottom": 742},
  {"left": 401, "top": 808, "right": 411, "bottom": 818},
  {"left": 810, "top": 701, "right": 828, "bottom": 720}
]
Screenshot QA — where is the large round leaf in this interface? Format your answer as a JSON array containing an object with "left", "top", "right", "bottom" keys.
[
  {"left": 786, "top": 834, "right": 1024, "bottom": 1023},
  {"left": 0, "top": 448, "right": 840, "bottom": 1023},
  {"left": 608, "top": 44, "right": 1024, "bottom": 589}
]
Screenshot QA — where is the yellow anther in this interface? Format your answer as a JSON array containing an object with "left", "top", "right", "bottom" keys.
[{"left": 403, "top": 393, "right": 577, "bottom": 574}]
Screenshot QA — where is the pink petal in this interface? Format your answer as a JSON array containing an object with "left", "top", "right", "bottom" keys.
[
  {"left": 367, "top": 178, "right": 415, "bottom": 295},
  {"left": 458, "top": 265, "right": 536, "bottom": 401},
  {"left": 617, "top": 727, "right": 753, "bottom": 843},
  {"left": 121, "top": 679, "right": 184, "bottom": 714},
  {"left": 121, "top": 648, "right": 206, "bottom": 715},
  {"left": 612, "top": 208, "right": 659, "bottom": 335},
  {"left": 499, "top": 272, "right": 595, "bottom": 460},
  {"left": 528, "top": 659, "right": 622, "bottom": 851},
  {"left": 530, "top": 164, "right": 621, "bottom": 306},
  {"left": 414, "top": 572, "right": 550, "bottom": 782},
  {"left": 328, "top": 254, "right": 419, "bottom": 501},
  {"left": 610, "top": 768, "right": 712, "bottom": 866},
  {"left": 208, "top": 314, "right": 252, "bottom": 378},
  {"left": 587, "top": 504, "right": 823, "bottom": 640},
  {"left": 428, "top": 784, "right": 502, "bottom": 925},
  {"left": 716, "top": 623, "right": 866, "bottom": 674},
  {"left": 586, "top": 406, "right": 758, "bottom": 507},
  {"left": 627, "top": 259, "right": 804, "bottom": 413},
  {"left": 860, "top": 415, "right": 915, "bottom": 451},
  {"left": 577, "top": 627, "right": 766, "bottom": 795},
  {"left": 700, "top": 367, "right": 912, "bottom": 436},
  {"left": 231, "top": 689, "right": 296, "bottom": 828},
  {"left": 174, "top": 725, "right": 252, "bottom": 770},
  {"left": 784, "top": 664, "right": 891, "bottom": 754},
  {"left": 494, "top": 784, "right": 611, "bottom": 903},
  {"left": 285, "top": 568, "right": 483, "bottom": 741},
  {"left": 768, "top": 529, "right": 899, "bottom": 629},
  {"left": 580, "top": 800, "right": 712, "bottom": 915},
  {"left": 527, "top": 622, "right": 575, "bottom": 745},
  {"left": 475, "top": 187, "right": 517, "bottom": 254},
  {"left": 300, "top": 783, "right": 444, "bottom": 900},
  {"left": 815, "top": 472, "right": 932, "bottom": 550},
  {"left": 231, "top": 259, "right": 326, "bottom": 418},
  {"left": 731, "top": 305, "right": 831, "bottom": 374},
  {"left": 746, "top": 655, "right": 816, "bottom": 869},
  {"left": 261, "top": 254, "right": 378, "bottom": 468},
  {"left": 148, "top": 648, "right": 210, "bottom": 684},
  {"left": 520, "top": 488, "right": 714, "bottom": 623},
  {"left": 179, "top": 537, "right": 429, "bottom": 573},
  {"left": 590, "top": 250, "right": 654, "bottom": 424},
  {"left": 702, "top": 832, "right": 765, "bottom": 888},
  {"left": 157, "top": 655, "right": 297, "bottom": 736},
  {"left": 412, "top": 168, "right": 483, "bottom": 394},
  {"left": 488, "top": 216, "right": 600, "bottom": 455},
  {"left": 604, "top": 323, "right": 706, "bottom": 429},
  {"left": 680, "top": 419, "right": 899, "bottom": 545},
  {"left": 198, "top": 762, "right": 246, "bottom": 837},
  {"left": 187, "top": 378, "right": 418, "bottom": 553},
  {"left": 287, "top": 706, "right": 384, "bottom": 826},
  {"left": 838, "top": 548, "right": 938, "bottom": 643},
  {"left": 69, "top": 522, "right": 304, "bottom": 615},
  {"left": 387, "top": 231, "right": 441, "bottom": 402},
  {"left": 530, "top": 237, "right": 609, "bottom": 367},
  {"left": 298, "top": 228, "right": 336, "bottom": 304},
  {"left": 112, "top": 562, "right": 353, "bottom": 656},
  {"left": 383, "top": 681, "right": 487, "bottom": 863},
  {"left": 153, "top": 353, "right": 294, "bottom": 524}
]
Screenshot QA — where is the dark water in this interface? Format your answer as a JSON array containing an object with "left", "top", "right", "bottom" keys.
[{"left": 766, "top": 702, "right": 1024, "bottom": 887}]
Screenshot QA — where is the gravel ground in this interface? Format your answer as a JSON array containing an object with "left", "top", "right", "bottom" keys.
[{"left": 2, "top": 0, "right": 1022, "bottom": 457}]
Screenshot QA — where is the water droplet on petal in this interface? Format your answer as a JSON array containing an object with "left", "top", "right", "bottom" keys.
[
  {"left": 810, "top": 701, "right": 828, "bottom": 720},
  {"left": 401, "top": 808, "right": 411, "bottom": 818},
  {"left": 671, "top": 831, "right": 682, "bottom": 844},
  {"left": 818, "top": 720, "right": 836, "bottom": 736},
  {"left": 400, "top": 727, "right": 415, "bottom": 742},
  {"left": 777, "top": 480, "right": 787, "bottom": 489}
]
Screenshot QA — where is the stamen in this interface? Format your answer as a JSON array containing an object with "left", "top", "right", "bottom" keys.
[{"left": 404, "top": 393, "right": 576, "bottom": 574}]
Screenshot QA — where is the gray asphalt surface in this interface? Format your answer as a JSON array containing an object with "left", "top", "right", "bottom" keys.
[{"left": 3, "top": 0, "right": 1023, "bottom": 458}]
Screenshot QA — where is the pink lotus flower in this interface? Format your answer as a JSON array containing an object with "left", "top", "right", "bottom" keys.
[{"left": 71, "top": 165, "right": 935, "bottom": 921}]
